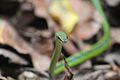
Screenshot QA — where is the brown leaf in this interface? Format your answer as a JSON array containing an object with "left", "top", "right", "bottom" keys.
[
  {"left": 69, "top": 0, "right": 94, "bottom": 22},
  {"left": 27, "top": 0, "right": 49, "bottom": 18},
  {"left": 0, "top": 19, "right": 50, "bottom": 70},
  {"left": 22, "top": 27, "right": 54, "bottom": 57},
  {"left": 0, "top": 19, "right": 31, "bottom": 54},
  {"left": 0, "top": 49, "right": 28, "bottom": 65},
  {"left": 69, "top": 0, "right": 102, "bottom": 40},
  {"left": 72, "top": 12, "right": 102, "bottom": 40},
  {"left": 111, "top": 27, "right": 120, "bottom": 43},
  {"left": 0, "top": 76, "right": 7, "bottom": 80}
]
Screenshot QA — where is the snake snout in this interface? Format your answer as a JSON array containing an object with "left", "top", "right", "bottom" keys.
[{"left": 56, "top": 32, "right": 68, "bottom": 43}]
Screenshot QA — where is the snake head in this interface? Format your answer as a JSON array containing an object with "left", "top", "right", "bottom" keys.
[{"left": 56, "top": 32, "right": 68, "bottom": 43}]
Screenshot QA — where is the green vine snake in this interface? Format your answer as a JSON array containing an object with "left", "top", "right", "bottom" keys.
[{"left": 52, "top": 0, "right": 111, "bottom": 75}]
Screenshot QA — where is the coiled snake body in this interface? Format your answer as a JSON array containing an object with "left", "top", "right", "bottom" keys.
[{"left": 54, "top": 0, "right": 111, "bottom": 75}]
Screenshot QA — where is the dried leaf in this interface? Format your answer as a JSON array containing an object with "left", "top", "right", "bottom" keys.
[
  {"left": 27, "top": 0, "right": 49, "bottom": 18},
  {"left": 23, "top": 27, "right": 54, "bottom": 56},
  {"left": 30, "top": 52, "right": 51, "bottom": 71},
  {"left": 69, "top": 0, "right": 94, "bottom": 22},
  {"left": 111, "top": 28, "right": 120, "bottom": 43},
  {"left": 0, "top": 19, "right": 32, "bottom": 54},
  {"left": 0, "top": 76, "right": 7, "bottom": 80},
  {"left": 0, "top": 19, "right": 51, "bottom": 70},
  {"left": 0, "top": 49, "right": 28, "bottom": 65},
  {"left": 69, "top": 0, "right": 102, "bottom": 40},
  {"left": 73, "top": 12, "right": 102, "bottom": 40}
]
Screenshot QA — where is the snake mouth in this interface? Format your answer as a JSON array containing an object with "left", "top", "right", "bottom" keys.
[
  {"left": 63, "top": 39, "right": 68, "bottom": 43},
  {"left": 56, "top": 32, "right": 68, "bottom": 43},
  {"left": 57, "top": 36, "right": 68, "bottom": 43}
]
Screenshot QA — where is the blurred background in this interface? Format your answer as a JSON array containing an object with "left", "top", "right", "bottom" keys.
[{"left": 0, "top": 0, "right": 120, "bottom": 80}]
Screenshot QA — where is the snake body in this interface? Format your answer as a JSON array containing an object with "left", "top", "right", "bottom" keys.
[
  {"left": 49, "top": 32, "right": 68, "bottom": 74},
  {"left": 54, "top": 0, "right": 111, "bottom": 75}
]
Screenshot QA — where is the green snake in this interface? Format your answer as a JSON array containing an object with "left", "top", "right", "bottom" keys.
[
  {"left": 52, "top": 0, "right": 111, "bottom": 75},
  {"left": 49, "top": 32, "right": 68, "bottom": 74}
]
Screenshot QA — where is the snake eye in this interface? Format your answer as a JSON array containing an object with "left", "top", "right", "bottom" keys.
[{"left": 57, "top": 36, "right": 62, "bottom": 41}]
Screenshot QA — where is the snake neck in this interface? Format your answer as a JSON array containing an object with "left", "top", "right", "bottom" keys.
[{"left": 49, "top": 38, "right": 62, "bottom": 74}]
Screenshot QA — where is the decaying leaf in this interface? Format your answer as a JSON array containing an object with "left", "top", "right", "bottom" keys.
[
  {"left": 22, "top": 27, "right": 54, "bottom": 56},
  {"left": 0, "top": 19, "right": 31, "bottom": 54},
  {"left": 31, "top": 0, "right": 102, "bottom": 40},
  {"left": 73, "top": 16, "right": 101, "bottom": 40},
  {"left": 0, "top": 76, "right": 7, "bottom": 80},
  {"left": 18, "top": 71, "right": 39, "bottom": 80},
  {"left": 49, "top": 0, "right": 101, "bottom": 40},
  {"left": 111, "top": 27, "right": 120, "bottom": 43},
  {"left": 27, "top": 0, "right": 49, "bottom": 18},
  {"left": 19, "top": 68, "right": 51, "bottom": 80},
  {"left": 69, "top": 0, "right": 94, "bottom": 23},
  {"left": 0, "top": 19, "right": 51, "bottom": 70},
  {"left": 0, "top": 49, "right": 28, "bottom": 65}
]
